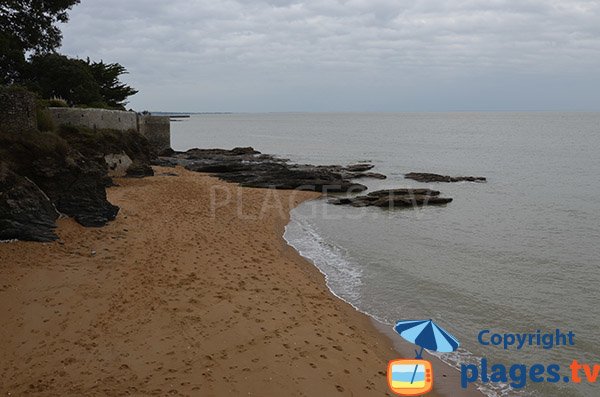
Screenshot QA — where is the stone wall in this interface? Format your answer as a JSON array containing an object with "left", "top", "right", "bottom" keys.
[
  {"left": 48, "top": 108, "right": 172, "bottom": 153},
  {"left": 138, "top": 115, "right": 171, "bottom": 154},
  {"left": 0, "top": 89, "right": 37, "bottom": 133},
  {"left": 48, "top": 107, "right": 138, "bottom": 131}
]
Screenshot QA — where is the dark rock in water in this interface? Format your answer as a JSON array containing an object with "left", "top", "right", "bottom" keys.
[
  {"left": 330, "top": 188, "right": 452, "bottom": 208},
  {"left": 348, "top": 172, "right": 387, "bottom": 180},
  {"left": 367, "top": 188, "right": 440, "bottom": 197},
  {"left": 160, "top": 147, "right": 379, "bottom": 193},
  {"left": 212, "top": 162, "right": 368, "bottom": 193},
  {"left": 186, "top": 161, "right": 253, "bottom": 174},
  {"left": 183, "top": 147, "right": 262, "bottom": 160},
  {"left": 230, "top": 146, "right": 261, "bottom": 155},
  {"left": 0, "top": 167, "right": 59, "bottom": 242},
  {"left": 405, "top": 172, "right": 486, "bottom": 183},
  {"left": 0, "top": 130, "right": 119, "bottom": 227},
  {"left": 345, "top": 163, "right": 375, "bottom": 172},
  {"left": 158, "top": 147, "right": 176, "bottom": 157}
]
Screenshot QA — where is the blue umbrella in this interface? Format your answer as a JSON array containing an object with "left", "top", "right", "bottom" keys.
[{"left": 394, "top": 319, "right": 460, "bottom": 385}]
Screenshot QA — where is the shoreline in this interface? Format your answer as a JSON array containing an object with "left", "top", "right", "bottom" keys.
[
  {"left": 0, "top": 166, "right": 479, "bottom": 396},
  {"left": 283, "top": 204, "right": 484, "bottom": 397}
]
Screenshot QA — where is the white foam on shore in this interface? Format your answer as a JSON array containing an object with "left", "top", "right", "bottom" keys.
[
  {"left": 283, "top": 206, "right": 523, "bottom": 397},
  {"left": 284, "top": 208, "right": 364, "bottom": 307}
]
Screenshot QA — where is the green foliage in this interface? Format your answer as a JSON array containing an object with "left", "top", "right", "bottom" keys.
[
  {"left": 57, "top": 125, "right": 152, "bottom": 163},
  {"left": 36, "top": 107, "right": 55, "bottom": 132},
  {"left": 36, "top": 106, "right": 55, "bottom": 132},
  {"left": 26, "top": 53, "right": 103, "bottom": 106},
  {"left": 88, "top": 60, "right": 138, "bottom": 109},
  {"left": 47, "top": 97, "right": 69, "bottom": 107},
  {"left": 24, "top": 54, "right": 137, "bottom": 109},
  {"left": 0, "top": 32, "right": 27, "bottom": 85},
  {"left": 0, "top": 129, "right": 70, "bottom": 165},
  {"left": 0, "top": 1, "right": 80, "bottom": 53},
  {"left": 0, "top": 1, "right": 80, "bottom": 83},
  {"left": 1, "top": 2, "right": 138, "bottom": 108}
]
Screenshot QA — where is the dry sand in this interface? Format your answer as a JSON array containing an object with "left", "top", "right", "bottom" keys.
[{"left": 0, "top": 167, "right": 481, "bottom": 396}]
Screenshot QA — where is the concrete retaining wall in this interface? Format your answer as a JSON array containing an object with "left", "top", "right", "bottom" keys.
[
  {"left": 138, "top": 115, "right": 171, "bottom": 154},
  {"left": 48, "top": 107, "right": 138, "bottom": 131},
  {"left": 48, "top": 108, "right": 172, "bottom": 153}
]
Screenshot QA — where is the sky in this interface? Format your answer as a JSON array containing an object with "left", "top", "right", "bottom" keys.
[{"left": 59, "top": 0, "right": 600, "bottom": 112}]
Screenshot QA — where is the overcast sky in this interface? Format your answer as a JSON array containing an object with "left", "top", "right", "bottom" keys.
[{"left": 59, "top": 0, "right": 600, "bottom": 112}]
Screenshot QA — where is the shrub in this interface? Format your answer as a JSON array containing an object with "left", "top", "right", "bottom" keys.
[
  {"left": 36, "top": 107, "right": 55, "bottom": 132},
  {"left": 47, "top": 97, "right": 68, "bottom": 107},
  {"left": 57, "top": 125, "right": 153, "bottom": 163}
]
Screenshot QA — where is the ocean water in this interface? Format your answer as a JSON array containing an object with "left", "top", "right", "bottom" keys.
[{"left": 171, "top": 112, "right": 600, "bottom": 397}]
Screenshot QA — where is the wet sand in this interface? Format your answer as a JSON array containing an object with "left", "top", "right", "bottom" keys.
[{"left": 0, "top": 166, "right": 481, "bottom": 396}]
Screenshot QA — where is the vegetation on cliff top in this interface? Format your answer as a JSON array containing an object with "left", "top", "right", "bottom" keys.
[{"left": 1, "top": 1, "right": 137, "bottom": 109}]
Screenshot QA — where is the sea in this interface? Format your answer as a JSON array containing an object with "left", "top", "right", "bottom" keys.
[{"left": 171, "top": 112, "right": 600, "bottom": 397}]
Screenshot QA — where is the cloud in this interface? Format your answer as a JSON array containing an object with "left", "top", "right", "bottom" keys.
[{"left": 59, "top": 0, "right": 600, "bottom": 111}]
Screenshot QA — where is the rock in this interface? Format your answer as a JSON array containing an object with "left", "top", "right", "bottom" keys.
[
  {"left": 329, "top": 187, "right": 452, "bottom": 208},
  {"left": 367, "top": 188, "right": 440, "bottom": 197},
  {"left": 313, "top": 165, "right": 386, "bottom": 180},
  {"left": 230, "top": 146, "right": 261, "bottom": 155},
  {"left": 0, "top": 166, "right": 59, "bottom": 242},
  {"left": 104, "top": 153, "right": 133, "bottom": 177},
  {"left": 182, "top": 147, "right": 263, "bottom": 160},
  {"left": 348, "top": 172, "right": 387, "bottom": 180},
  {"left": 160, "top": 148, "right": 379, "bottom": 193},
  {"left": 125, "top": 160, "right": 154, "bottom": 178},
  {"left": 0, "top": 129, "right": 119, "bottom": 227},
  {"left": 158, "top": 147, "right": 175, "bottom": 157},
  {"left": 212, "top": 162, "right": 368, "bottom": 193},
  {"left": 405, "top": 172, "right": 486, "bottom": 183},
  {"left": 58, "top": 125, "right": 155, "bottom": 179},
  {"left": 345, "top": 163, "right": 375, "bottom": 172}
]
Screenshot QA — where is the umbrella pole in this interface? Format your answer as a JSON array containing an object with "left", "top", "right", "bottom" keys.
[
  {"left": 415, "top": 346, "right": 424, "bottom": 359},
  {"left": 410, "top": 347, "right": 425, "bottom": 384}
]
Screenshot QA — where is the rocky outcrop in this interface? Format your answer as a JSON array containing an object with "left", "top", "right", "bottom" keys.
[
  {"left": 125, "top": 160, "right": 154, "bottom": 178},
  {"left": 314, "top": 165, "right": 386, "bottom": 180},
  {"left": 329, "top": 188, "right": 453, "bottom": 208},
  {"left": 0, "top": 129, "right": 119, "bottom": 228},
  {"left": 104, "top": 153, "right": 133, "bottom": 177},
  {"left": 0, "top": 166, "right": 59, "bottom": 242},
  {"left": 159, "top": 147, "right": 384, "bottom": 193},
  {"left": 58, "top": 125, "right": 155, "bottom": 178},
  {"left": 405, "top": 172, "right": 486, "bottom": 183}
]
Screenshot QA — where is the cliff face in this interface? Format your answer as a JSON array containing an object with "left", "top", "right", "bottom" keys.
[
  {"left": 0, "top": 130, "right": 120, "bottom": 235},
  {"left": 0, "top": 88, "right": 158, "bottom": 241},
  {"left": 57, "top": 125, "right": 154, "bottom": 178},
  {"left": 0, "top": 166, "right": 59, "bottom": 242},
  {"left": 0, "top": 127, "right": 157, "bottom": 242}
]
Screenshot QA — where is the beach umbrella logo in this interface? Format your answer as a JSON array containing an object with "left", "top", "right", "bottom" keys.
[{"left": 387, "top": 319, "right": 460, "bottom": 396}]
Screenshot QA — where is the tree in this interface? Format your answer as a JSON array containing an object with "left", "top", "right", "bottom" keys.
[
  {"left": 88, "top": 60, "right": 138, "bottom": 109},
  {"left": 0, "top": 31, "right": 26, "bottom": 85},
  {"left": 27, "top": 53, "right": 102, "bottom": 106},
  {"left": 26, "top": 54, "right": 138, "bottom": 109},
  {"left": 0, "top": 0, "right": 80, "bottom": 53},
  {"left": 1, "top": 1, "right": 138, "bottom": 108},
  {"left": 0, "top": 0, "right": 80, "bottom": 83}
]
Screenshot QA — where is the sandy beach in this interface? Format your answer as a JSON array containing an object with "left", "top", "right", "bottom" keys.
[{"left": 0, "top": 167, "right": 480, "bottom": 396}]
